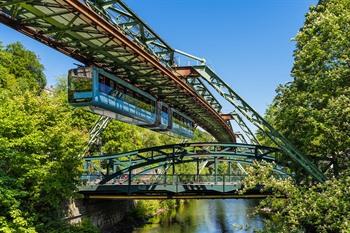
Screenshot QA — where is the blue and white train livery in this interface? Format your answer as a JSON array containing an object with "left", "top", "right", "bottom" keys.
[{"left": 68, "top": 66, "right": 194, "bottom": 138}]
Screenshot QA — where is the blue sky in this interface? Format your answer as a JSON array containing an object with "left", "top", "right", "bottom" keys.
[{"left": 0, "top": 0, "right": 317, "bottom": 116}]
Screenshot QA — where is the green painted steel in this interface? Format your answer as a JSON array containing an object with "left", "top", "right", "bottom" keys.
[
  {"left": 81, "top": 142, "right": 287, "bottom": 185},
  {"left": 184, "top": 76, "right": 222, "bottom": 112},
  {"left": 79, "top": 174, "right": 244, "bottom": 195},
  {"left": 0, "top": 0, "right": 326, "bottom": 182},
  {"left": 231, "top": 111, "right": 260, "bottom": 145},
  {"left": 84, "top": 0, "right": 176, "bottom": 66},
  {"left": 191, "top": 65, "right": 326, "bottom": 182},
  {"left": 0, "top": 0, "right": 234, "bottom": 142},
  {"left": 82, "top": 115, "right": 111, "bottom": 156},
  {"left": 86, "top": 1, "right": 224, "bottom": 117}
]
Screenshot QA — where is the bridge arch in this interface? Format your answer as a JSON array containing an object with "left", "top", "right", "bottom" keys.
[{"left": 82, "top": 142, "right": 289, "bottom": 184}]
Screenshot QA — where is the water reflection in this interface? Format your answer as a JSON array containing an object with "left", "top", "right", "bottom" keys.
[{"left": 132, "top": 200, "right": 263, "bottom": 233}]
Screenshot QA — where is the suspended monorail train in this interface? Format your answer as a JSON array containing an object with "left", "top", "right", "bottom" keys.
[{"left": 68, "top": 66, "right": 194, "bottom": 138}]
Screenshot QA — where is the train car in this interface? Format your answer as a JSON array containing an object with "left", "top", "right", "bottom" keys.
[
  {"left": 68, "top": 66, "right": 157, "bottom": 126},
  {"left": 68, "top": 66, "right": 195, "bottom": 138},
  {"left": 171, "top": 109, "right": 194, "bottom": 138},
  {"left": 149, "top": 102, "right": 171, "bottom": 131}
]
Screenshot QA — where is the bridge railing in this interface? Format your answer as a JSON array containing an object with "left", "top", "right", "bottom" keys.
[{"left": 81, "top": 173, "right": 246, "bottom": 186}]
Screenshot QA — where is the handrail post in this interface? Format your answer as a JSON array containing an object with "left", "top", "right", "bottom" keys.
[
  {"left": 214, "top": 157, "right": 217, "bottom": 184},
  {"left": 228, "top": 161, "right": 232, "bottom": 183},
  {"left": 172, "top": 147, "right": 175, "bottom": 175},
  {"left": 164, "top": 171, "right": 167, "bottom": 186},
  {"left": 128, "top": 168, "right": 132, "bottom": 194},
  {"left": 107, "top": 159, "right": 112, "bottom": 175},
  {"left": 176, "top": 174, "right": 178, "bottom": 193},
  {"left": 223, "top": 175, "right": 225, "bottom": 192},
  {"left": 196, "top": 158, "right": 199, "bottom": 183}
]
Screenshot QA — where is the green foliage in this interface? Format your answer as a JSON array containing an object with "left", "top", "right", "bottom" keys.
[
  {"left": 242, "top": 164, "right": 350, "bottom": 233},
  {"left": 133, "top": 199, "right": 179, "bottom": 223},
  {"left": 240, "top": 162, "right": 297, "bottom": 196},
  {"left": 0, "top": 41, "right": 217, "bottom": 232},
  {"left": 193, "top": 129, "right": 215, "bottom": 142},
  {"left": 253, "top": 1, "right": 350, "bottom": 231},
  {"left": 0, "top": 42, "right": 46, "bottom": 91},
  {"left": 0, "top": 42, "right": 99, "bottom": 232},
  {"left": 0, "top": 90, "right": 91, "bottom": 232},
  {"left": 263, "top": 0, "right": 350, "bottom": 176},
  {"left": 48, "top": 219, "right": 100, "bottom": 233}
]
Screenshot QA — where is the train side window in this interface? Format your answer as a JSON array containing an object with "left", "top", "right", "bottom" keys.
[
  {"left": 98, "top": 75, "right": 106, "bottom": 93},
  {"left": 115, "top": 82, "right": 125, "bottom": 94},
  {"left": 110, "top": 79, "right": 115, "bottom": 93}
]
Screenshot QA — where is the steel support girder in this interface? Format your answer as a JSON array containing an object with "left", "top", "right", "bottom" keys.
[
  {"left": 0, "top": 0, "right": 235, "bottom": 142},
  {"left": 126, "top": 158, "right": 288, "bottom": 179},
  {"left": 85, "top": 0, "right": 175, "bottom": 66},
  {"left": 82, "top": 143, "right": 283, "bottom": 184},
  {"left": 231, "top": 111, "right": 260, "bottom": 145},
  {"left": 0, "top": 0, "right": 32, "bottom": 7},
  {"left": 87, "top": 157, "right": 288, "bottom": 185},
  {"left": 84, "top": 143, "right": 279, "bottom": 161},
  {"left": 81, "top": 115, "right": 111, "bottom": 156},
  {"left": 191, "top": 65, "right": 326, "bottom": 182},
  {"left": 175, "top": 66, "right": 222, "bottom": 113},
  {"left": 186, "top": 77, "right": 222, "bottom": 112}
]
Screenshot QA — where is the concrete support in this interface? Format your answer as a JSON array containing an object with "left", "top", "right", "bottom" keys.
[{"left": 65, "top": 199, "right": 134, "bottom": 233}]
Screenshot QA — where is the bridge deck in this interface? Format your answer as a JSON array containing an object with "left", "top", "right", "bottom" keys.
[
  {"left": 78, "top": 171, "right": 271, "bottom": 200},
  {"left": 79, "top": 183, "right": 270, "bottom": 200},
  {"left": 82, "top": 194, "right": 270, "bottom": 200}
]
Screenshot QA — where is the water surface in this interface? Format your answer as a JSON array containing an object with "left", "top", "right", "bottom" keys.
[{"left": 132, "top": 199, "right": 263, "bottom": 233}]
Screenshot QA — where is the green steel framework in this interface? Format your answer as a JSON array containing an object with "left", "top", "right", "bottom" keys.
[
  {"left": 189, "top": 66, "right": 326, "bottom": 182},
  {"left": 0, "top": 0, "right": 326, "bottom": 182},
  {"left": 227, "top": 111, "right": 259, "bottom": 145},
  {"left": 82, "top": 115, "right": 111, "bottom": 156},
  {"left": 0, "top": 0, "right": 234, "bottom": 142},
  {"left": 82, "top": 142, "right": 287, "bottom": 185}
]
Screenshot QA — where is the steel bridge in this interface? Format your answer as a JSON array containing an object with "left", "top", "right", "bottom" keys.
[
  {"left": 80, "top": 174, "right": 272, "bottom": 200},
  {"left": 0, "top": 0, "right": 328, "bottom": 192},
  {"left": 79, "top": 143, "right": 287, "bottom": 199}
]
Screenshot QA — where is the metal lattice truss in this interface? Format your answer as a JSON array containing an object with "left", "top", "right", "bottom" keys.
[
  {"left": 222, "top": 111, "right": 260, "bottom": 145},
  {"left": 81, "top": 115, "right": 111, "bottom": 156},
  {"left": 184, "top": 76, "right": 222, "bottom": 113},
  {"left": 0, "top": 0, "right": 326, "bottom": 182},
  {"left": 82, "top": 142, "right": 287, "bottom": 184},
  {"left": 0, "top": 0, "right": 235, "bottom": 142},
  {"left": 174, "top": 66, "right": 223, "bottom": 114},
  {"left": 85, "top": 0, "right": 175, "bottom": 66},
  {"left": 189, "top": 65, "right": 326, "bottom": 182}
]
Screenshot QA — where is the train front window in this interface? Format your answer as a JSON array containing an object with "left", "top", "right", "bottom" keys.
[
  {"left": 68, "top": 68, "right": 92, "bottom": 103},
  {"left": 70, "top": 76, "right": 92, "bottom": 92}
]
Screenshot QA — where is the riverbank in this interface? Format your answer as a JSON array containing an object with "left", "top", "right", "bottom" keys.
[{"left": 102, "top": 199, "right": 182, "bottom": 233}]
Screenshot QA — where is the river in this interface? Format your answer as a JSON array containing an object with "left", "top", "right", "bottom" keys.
[{"left": 132, "top": 199, "right": 263, "bottom": 233}]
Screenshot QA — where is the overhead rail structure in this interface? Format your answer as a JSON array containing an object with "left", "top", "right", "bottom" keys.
[
  {"left": 0, "top": 0, "right": 326, "bottom": 182},
  {"left": 0, "top": 0, "right": 235, "bottom": 142},
  {"left": 174, "top": 65, "right": 326, "bottom": 182}
]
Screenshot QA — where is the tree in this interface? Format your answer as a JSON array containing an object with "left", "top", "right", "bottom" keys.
[
  {"left": 250, "top": 1, "right": 350, "bottom": 232},
  {"left": 0, "top": 42, "right": 98, "bottom": 232},
  {"left": 264, "top": 0, "right": 350, "bottom": 176},
  {"left": 241, "top": 163, "right": 350, "bottom": 233},
  {"left": 0, "top": 42, "right": 46, "bottom": 91}
]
